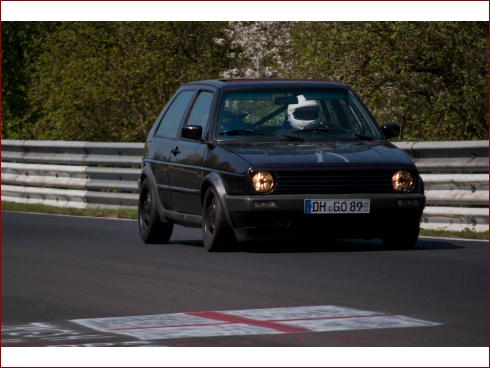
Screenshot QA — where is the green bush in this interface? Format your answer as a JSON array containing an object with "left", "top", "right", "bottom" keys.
[{"left": 2, "top": 21, "right": 488, "bottom": 142}]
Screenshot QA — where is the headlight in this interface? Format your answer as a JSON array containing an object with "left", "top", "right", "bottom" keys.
[
  {"left": 251, "top": 172, "right": 275, "bottom": 193},
  {"left": 392, "top": 171, "right": 414, "bottom": 192}
]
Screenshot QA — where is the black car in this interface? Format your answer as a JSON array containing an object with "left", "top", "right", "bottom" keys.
[{"left": 138, "top": 79, "right": 425, "bottom": 251}]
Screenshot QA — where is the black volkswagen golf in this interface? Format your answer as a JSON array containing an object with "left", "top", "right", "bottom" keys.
[{"left": 138, "top": 79, "right": 425, "bottom": 251}]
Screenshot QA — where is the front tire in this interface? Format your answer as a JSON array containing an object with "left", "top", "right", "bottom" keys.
[
  {"left": 202, "top": 187, "right": 234, "bottom": 251},
  {"left": 138, "top": 178, "right": 173, "bottom": 244},
  {"left": 382, "top": 223, "right": 420, "bottom": 250}
]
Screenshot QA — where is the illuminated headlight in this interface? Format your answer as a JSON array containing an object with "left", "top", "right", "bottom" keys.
[
  {"left": 251, "top": 172, "right": 275, "bottom": 193},
  {"left": 392, "top": 171, "right": 414, "bottom": 192}
]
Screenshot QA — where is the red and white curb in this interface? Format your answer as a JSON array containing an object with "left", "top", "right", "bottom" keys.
[{"left": 71, "top": 305, "right": 441, "bottom": 341}]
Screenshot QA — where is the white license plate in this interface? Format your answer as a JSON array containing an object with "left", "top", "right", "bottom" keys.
[{"left": 304, "top": 199, "right": 370, "bottom": 214}]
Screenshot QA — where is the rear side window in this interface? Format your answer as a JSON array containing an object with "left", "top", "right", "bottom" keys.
[
  {"left": 156, "top": 91, "right": 194, "bottom": 138},
  {"left": 185, "top": 91, "right": 214, "bottom": 130}
]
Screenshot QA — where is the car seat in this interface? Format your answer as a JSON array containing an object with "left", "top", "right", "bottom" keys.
[
  {"left": 219, "top": 111, "right": 245, "bottom": 134},
  {"left": 280, "top": 115, "right": 292, "bottom": 130}
]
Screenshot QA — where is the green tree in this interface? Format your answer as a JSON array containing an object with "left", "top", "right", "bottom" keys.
[
  {"left": 286, "top": 22, "right": 488, "bottom": 141},
  {"left": 3, "top": 21, "right": 229, "bottom": 142},
  {"left": 1, "top": 21, "right": 60, "bottom": 139},
  {"left": 4, "top": 21, "right": 488, "bottom": 143}
]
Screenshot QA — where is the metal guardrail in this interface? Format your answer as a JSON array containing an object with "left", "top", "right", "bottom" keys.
[
  {"left": 1, "top": 140, "right": 141, "bottom": 209},
  {"left": 392, "top": 141, "right": 488, "bottom": 232},
  {"left": 1, "top": 139, "right": 488, "bottom": 232}
]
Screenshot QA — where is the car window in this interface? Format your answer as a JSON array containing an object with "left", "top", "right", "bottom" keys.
[
  {"left": 216, "top": 88, "right": 382, "bottom": 141},
  {"left": 185, "top": 91, "right": 214, "bottom": 132},
  {"left": 156, "top": 90, "right": 194, "bottom": 138}
]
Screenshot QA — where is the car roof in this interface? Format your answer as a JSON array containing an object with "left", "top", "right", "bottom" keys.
[{"left": 184, "top": 79, "right": 349, "bottom": 90}]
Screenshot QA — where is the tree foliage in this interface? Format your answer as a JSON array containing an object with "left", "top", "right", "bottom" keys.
[
  {"left": 215, "top": 21, "right": 293, "bottom": 79},
  {"left": 2, "top": 21, "right": 228, "bottom": 142},
  {"left": 1, "top": 21, "right": 488, "bottom": 142},
  {"left": 286, "top": 22, "right": 488, "bottom": 141},
  {"left": 1, "top": 22, "right": 60, "bottom": 139}
]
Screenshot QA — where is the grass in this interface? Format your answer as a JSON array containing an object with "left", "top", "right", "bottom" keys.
[
  {"left": 1, "top": 201, "right": 137, "bottom": 220},
  {"left": 419, "top": 227, "right": 488, "bottom": 240},
  {"left": 2, "top": 201, "right": 488, "bottom": 240}
]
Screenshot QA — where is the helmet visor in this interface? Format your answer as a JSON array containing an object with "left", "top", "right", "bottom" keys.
[{"left": 293, "top": 107, "right": 319, "bottom": 121}]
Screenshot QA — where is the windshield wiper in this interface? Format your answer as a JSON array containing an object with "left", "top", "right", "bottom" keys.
[
  {"left": 280, "top": 134, "right": 304, "bottom": 142},
  {"left": 218, "top": 129, "right": 274, "bottom": 136},
  {"left": 352, "top": 133, "right": 373, "bottom": 141},
  {"left": 294, "top": 127, "right": 347, "bottom": 134}
]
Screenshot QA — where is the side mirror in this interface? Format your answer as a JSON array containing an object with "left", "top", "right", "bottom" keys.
[
  {"left": 181, "top": 125, "right": 203, "bottom": 140},
  {"left": 381, "top": 124, "right": 400, "bottom": 139}
]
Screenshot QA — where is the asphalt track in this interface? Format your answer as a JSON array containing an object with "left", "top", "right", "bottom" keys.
[{"left": 1, "top": 211, "right": 488, "bottom": 349}]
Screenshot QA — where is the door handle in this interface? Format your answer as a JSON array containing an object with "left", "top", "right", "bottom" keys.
[{"left": 170, "top": 147, "right": 180, "bottom": 156}]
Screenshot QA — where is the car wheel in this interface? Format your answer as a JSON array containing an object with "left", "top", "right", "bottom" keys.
[
  {"left": 138, "top": 178, "right": 173, "bottom": 244},
  {"left": 382, "top": 223, "right": 420, "bottom": 250},
  {"left": 202, "top": 187, "right": 234, "bottom": 251}
]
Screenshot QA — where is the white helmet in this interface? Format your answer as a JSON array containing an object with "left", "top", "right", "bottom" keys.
[{"left": 288, "top": 95, "right": 320, "bottom": 130}]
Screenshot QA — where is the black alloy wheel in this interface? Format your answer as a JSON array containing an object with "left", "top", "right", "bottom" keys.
[
  {"left": 138, "top": 178, "right": 173, "bottom": 244},
  {"left": 202, "top": 187, "right": 235, "bottom": 251},
  {"left": 141, "top": 189, "right": 151, "bottom": 233}
]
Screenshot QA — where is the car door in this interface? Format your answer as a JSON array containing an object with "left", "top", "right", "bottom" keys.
[
  {"left": 151, "top": 89, "right": 195, "bottom": 210},
  {"left": 168, "top": 89, "right": 215, "bottom": 214}
]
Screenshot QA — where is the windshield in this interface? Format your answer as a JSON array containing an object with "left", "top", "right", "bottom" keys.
[{"left": 215, "top": 88, "right": 382, "bottom": 141}]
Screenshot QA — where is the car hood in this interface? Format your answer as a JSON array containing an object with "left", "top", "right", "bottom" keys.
[{"left": 221, "top": 140, "right": 415, "bottom": 168}]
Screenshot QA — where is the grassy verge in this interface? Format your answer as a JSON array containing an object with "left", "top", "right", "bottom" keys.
[
  {"left": 2, "top": 201, "right": 488, "bottom": 240},
  {"left": 419, "top": 227, "right": 488, "bottom": 240},
  {"left": 1, "top": 201, "right": 137, "bottom": 220}
]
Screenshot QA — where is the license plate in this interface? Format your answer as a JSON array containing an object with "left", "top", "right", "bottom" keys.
[{"left": 304, "top": 199, "right": 370, "bottom": 214}]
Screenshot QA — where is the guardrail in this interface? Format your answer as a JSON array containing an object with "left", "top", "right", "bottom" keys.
[
  {"left": 1, "top": 139, "right": 488, "bottom": 232},
  {"left": 392, "top": 141, "right": 488, "bottom": 232},
  {"left": 1, "top": 141, "right": 141, "bottom": 209}
]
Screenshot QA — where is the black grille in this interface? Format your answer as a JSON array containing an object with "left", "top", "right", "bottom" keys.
[{"left": 273, "top": 170, "right": 394, "bottom": 194}]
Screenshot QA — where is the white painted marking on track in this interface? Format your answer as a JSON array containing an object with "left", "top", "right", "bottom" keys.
[
  {"left": 72, "top": 313, "right": 220, "bottom": 330},
  {"left": 220, "top": 305, "right": 376, "bottom": 320},
  {"left": 105, "top": 324, "right": 280, "bottom": 341},
  {"left": 1, "top": 322, "right": 116, "bottom": 345},
  {"left": 282, "top": 315, "right": 439, "bottom": 332},
  {"left": 71, "top": 305, "right": 441, "bottom": 341}
]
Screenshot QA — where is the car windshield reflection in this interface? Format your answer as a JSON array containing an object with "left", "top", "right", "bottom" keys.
[{"left": 216, "top": 88, "right": 382, "bottom": 141}]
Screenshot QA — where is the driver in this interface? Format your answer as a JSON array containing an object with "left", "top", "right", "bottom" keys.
[{"left": 286, "top": 95, "right": 321, "bottom": 130}]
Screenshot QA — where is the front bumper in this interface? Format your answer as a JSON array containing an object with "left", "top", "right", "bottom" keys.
[{"left": 224, "top": 193, "right": 425, "bottom": 242}]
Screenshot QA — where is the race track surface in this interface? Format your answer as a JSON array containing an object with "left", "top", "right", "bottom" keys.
[{"left": 1, "top": 211, "right": 488, "bottom": 348}]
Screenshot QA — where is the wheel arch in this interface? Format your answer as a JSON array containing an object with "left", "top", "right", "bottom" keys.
[
  {"left": 201, "top": 172, "right": 234, "bottom": 229},
  {"left": 140, "top": 165, "right": 169, "bottom": 223}
]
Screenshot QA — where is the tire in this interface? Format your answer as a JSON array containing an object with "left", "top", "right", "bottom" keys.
[
  {"left": 138, "top": 178, "right": 173, "bottom": 244},
  {"left": 382, "top": 223, "right": 420, "bottom": 250},
  {"left": 202, "top": 187, "right": 235, "bottom": 252}
]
